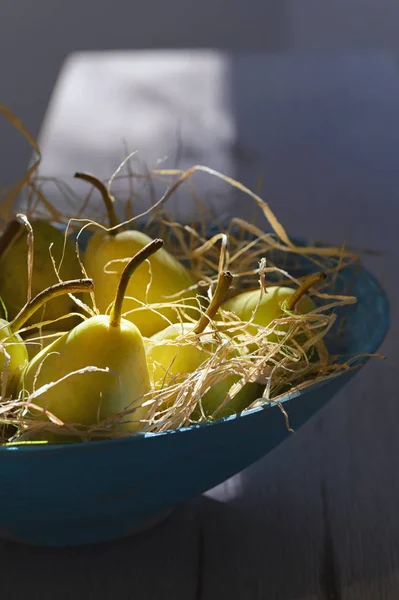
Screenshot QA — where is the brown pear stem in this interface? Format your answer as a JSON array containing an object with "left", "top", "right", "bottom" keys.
[
  {"left": 74, "top": 172, "right": 119, "bottom": 232},
  {"left": 10, "top": 279, "right": 94, "bottom": 333},
  {"left": 0, "top": 218, "right": 24, "bottom": 260},
  {"left": 285, "top": 272, "right": 326, "bottom": 311},
  {"left": 109, "top": 238, "right": 164, "bottom": 328},
  {"left": 193, "top": 271, "right": 234, "bottom": 335}
]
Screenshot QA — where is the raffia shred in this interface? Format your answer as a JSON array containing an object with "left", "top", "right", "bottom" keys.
[{"left": 0, "top": 107, "right": 375, "bottom": 444}]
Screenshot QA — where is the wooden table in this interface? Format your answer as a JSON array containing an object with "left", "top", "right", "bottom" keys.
[{"left": 5, "top": 51, "right": 396, "bottom": 599}]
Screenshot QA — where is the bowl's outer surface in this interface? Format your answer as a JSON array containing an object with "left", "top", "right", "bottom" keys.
[{"left": 0, "top": 240, "right": 390, "bottom": 547}]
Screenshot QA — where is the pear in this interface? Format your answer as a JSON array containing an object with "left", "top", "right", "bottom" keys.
[
  {"left": 147, "top": 272, "right": 262, "bottom": 420},
  {"left": 0, "top": 278, "right": 93, "bottom": 398},
  {"left": 0, "top": 217, "right": 83, "bottom": 328},
  {"left": 75, "top": 172, "right": 197, "bottom": 337},
  {"left": 21, "top": 239, "right": 164, "bottom": 433},
  {"left": 0, "top": 320, "right": 28, "bottom": 396},
  {"left": 24, "top": 329, "right": 65, "bottom": 360},
  {"left": 222, "top": 273, "right": 325, "bottom": 349}
]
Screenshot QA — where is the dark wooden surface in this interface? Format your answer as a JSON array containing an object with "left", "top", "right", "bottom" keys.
[{"left": 4, "top": 51, "right": 396, "bottom": 599}]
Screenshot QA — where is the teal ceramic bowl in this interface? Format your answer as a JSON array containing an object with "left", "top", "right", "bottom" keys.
[{"left": 0, "top": 238, "right": 390, "bottom": 547}]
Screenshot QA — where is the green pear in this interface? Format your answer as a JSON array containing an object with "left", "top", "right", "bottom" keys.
[
  {"left": 21, "top": 239, "right": 164, "bottom": 433},
  {"left": 76, "top": 172, "right": 197, "bottom": 337},
  {"left": 147, "top": 272, "right": 262, "bottom": 420},
  {"left": 222, "top": 275, "right": 324, "bottom": 349},
  {"left": 0, "top": 218, "right": 83, "bottom": 328},
  {"left": 0, "top": 319, "right": 28, "bottom": 396}
]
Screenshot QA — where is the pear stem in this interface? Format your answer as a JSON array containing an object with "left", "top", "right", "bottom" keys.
[
  {"left": 193, "top": 271, "right": 234, "bottom": 335},
  {"left": 10, "top": 279, "right": 94, "bottom": 333},
  {"left": 109, "top": 238, "right": 164, "bottom": 328},
  {"left": 285, "top": 272, "right": 326, "bottom": 312},
  {"left": 0, "top": 218, "right": 24, "bottom": 260},
  {"left": 74, "top": 172, "right": 119, "bottom": 233}
]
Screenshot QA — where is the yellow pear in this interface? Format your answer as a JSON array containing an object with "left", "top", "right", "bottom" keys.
[
  {"left": 24, "top": 329, "right": 65, "bottom": 360},
  {"left": 76, "top": 172, "right": 197, "bottom": 337},
  {"left": 147, "top": 272, "right": 262, "bottom": 420},
  {"left": 21, "top": 239, "right": 164, "bottom": 432},
  {"left": 0, "top": 218, "right": 83, "bottom": 328},
  {"left": 0, "top": 278, "right": 93, "bottom": 398}
]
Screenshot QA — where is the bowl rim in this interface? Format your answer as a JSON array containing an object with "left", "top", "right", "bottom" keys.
[{"left": 1, "top": 250, "right": 390, "bottom": 454}]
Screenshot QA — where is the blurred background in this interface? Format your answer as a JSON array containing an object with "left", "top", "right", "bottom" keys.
[
  {"left": 0, "top": 0, "right": 398, "bottom": 275},
  {"left": 1, "top": 0, "right": 398, "bottom": 189}
]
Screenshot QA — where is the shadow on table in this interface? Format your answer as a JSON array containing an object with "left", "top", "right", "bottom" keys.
[
  {"left": 208, "top": 363, "right": 399, "bottom": 599},
  {"left": 201, "top": 457, "right": 399, "bottom": 599},
  {"left": 0, "top": 500, "right": 202, "bottom": 600},
  {"left": 3, "top": 494, "right": 323, "bottom": 600},
  {"left": 198, "top": 491, "right": 323, "bottom": 600},
  {"left": 2, "top": 450, "right": 398, "bottom": 600}
]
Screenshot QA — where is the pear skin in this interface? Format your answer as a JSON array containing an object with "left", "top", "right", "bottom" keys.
[
  {"left": 222, "top": 286, "right": 316, "bottom": 346},
  {"left": 0, "top": 221, "right": 82, "bottom": 328},
  {"left": 147, "top": 322, "right": 261, "bottom": 420},
  {"left": 75, "top": 171, "right": 197, "bottom": 337},
  {"left": 84, "top": 229, "right": 196, "bottom": 336},
  {"left": 23, "top": 329, "right": 65, "bottom": 360},
  {"left": 21, "top": 240, "right": 164, "bottom": 434},
  {"left": 0, "top": 319, "right": 28, "bottom": 396},
  {"left": 22, "top": 315, "right": 151, "bottom": 431}
]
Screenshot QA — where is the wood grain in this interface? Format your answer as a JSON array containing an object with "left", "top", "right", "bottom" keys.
[{"left": 0, "top": 501, "right": 202, "bottom": 600}]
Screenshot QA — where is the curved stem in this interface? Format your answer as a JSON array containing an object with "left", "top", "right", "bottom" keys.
[
  {"left": 193, "top": 271, "right": 234, "bottom": 335},
  {"left": 10, "top": 279, "right": 94, "bottom": 333},
  {"left": 0, "top": 218, "right": 24, "bottom": 260},
  {"left": 109, "top": 239, "right": 164, "bottom": 328},
  {"left": 286, "top": 272, "right": 326, "bottom": 311},
  {"left": 74, "top": 172, "right": 119, "bottom": 232}
]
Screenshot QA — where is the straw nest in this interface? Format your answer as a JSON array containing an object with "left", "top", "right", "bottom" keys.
[{"left": 0, "top": 105, "right": 368, "bottom": 445}]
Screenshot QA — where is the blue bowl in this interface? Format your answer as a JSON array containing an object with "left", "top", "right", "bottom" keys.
[{"left": 0, "top": 239, "right": 390, "bottom": 547}]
